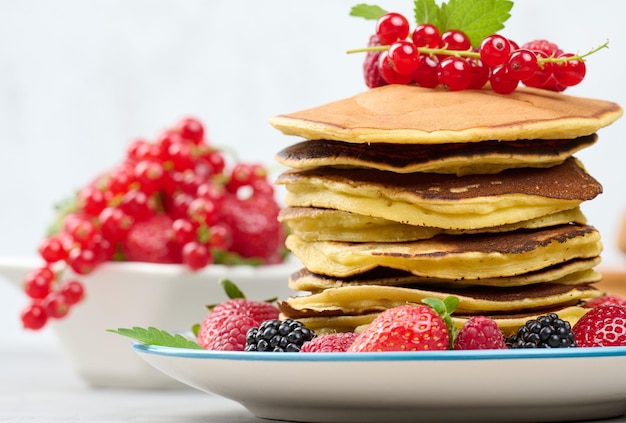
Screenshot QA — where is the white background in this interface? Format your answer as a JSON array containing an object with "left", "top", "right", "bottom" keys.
[{"left": 1, "top": 0, "right": 625, "bottom": 348}]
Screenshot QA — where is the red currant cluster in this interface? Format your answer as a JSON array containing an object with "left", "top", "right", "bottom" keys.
[
  {"left": 360, "top": 12, "right": 599, "bottom": 94},
  {"left": 20, "top": 117, "right": 286, "bottom": 330}
]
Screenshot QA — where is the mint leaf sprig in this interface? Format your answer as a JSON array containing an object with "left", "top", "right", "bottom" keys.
[{"left": 108, "top": 326, "right": 203, "bottom": 349}]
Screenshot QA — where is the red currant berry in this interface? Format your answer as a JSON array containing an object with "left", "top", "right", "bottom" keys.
[
  {"left": 126, "top": 138, "right": 157, "bottom": 163},
  {"left": 521, "top": 51, "right": 552, "bottom": 89},
  {"left": 38, "top": 236, "right": 68, "bottom": 263},
  {"left": 60, "top": 280, "right": 85, "bottom": 305},
  {"left": 119, "top": 189, "right": 157, "bottom": 221},
  {"left": 378, "top": 51, "right": 414, "bottom": 85},
  {"left": 388, "top": 41, "right": 420, "bottom": 75},
  {"left": 133, "top": 159, "right": 165, "bottom": 195},
  {"left": 98, "top": 207, "right": 133, "bottom": 242},
  {"left": 467, "top": 58, "right": 490, "bottom": 89},
  {"left": 182, "top": 241, "right": 212, "bottom": 270},
  {"left": 67, "top": 247, "right": 100, "bottom": 275},
  {"left": 78, "top": 185, "right": 108, "bottom": 217},
  {"left": 209, "top": 222, "right": 233, "bottom": 250},
  {"left": 412, "top": 23, "right": 441, "bottom": 48},
  {"left": 479, "top": 34, "right": 512, "bottom": 66},
  {"left": 490, "top": 65, "right": 519, "bottom": 94},
  {"left": 553, "top": 54, "right": 586, "bottom": 87},
  {"left": 507, "top": 49, "right": 539, "bottom": 81},
  {"left": 438, "top": 57, "right": 472, "bottom": 91},
  {"left": 172, "top": 218, "right": 197, "bottom": 245},
  {"left": 21, "top": 302, "right": 48, "bottom": 330},
  {"left": 413, "top": 55, "right": 439, "bottom": 88},
  {"left": 375, "top": 12, "right": 410, "bottom": 45},
  {"left": 167, "top": 139, "right": 195, "bottom": 172},
  {"left": 42, "top": 292, "right": 70, "bottom": 319},
  {"left": 23, "top": 266, "right": 55, "bottom": 299},
  {"left": 65, "top": 215, "right": 98, "bottom": 247},
  {"left": 187, "top": 197, "right": 219, "bottom": 226},
  {"left": 176, "top": 117, "right": 204, "bottom": 145},
  {"left": 441, "top": 30, "right": 471, "bottom": 51}
]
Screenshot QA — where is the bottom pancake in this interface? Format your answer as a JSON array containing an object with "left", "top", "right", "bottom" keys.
[{"left": 278, "top": 282, "right": 600, "bottom": 317}]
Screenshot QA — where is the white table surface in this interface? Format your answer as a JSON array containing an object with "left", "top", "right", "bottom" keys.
[
  {"left": 4, "top": 342, "right": 626, "bottom": 423},
  {"left": 0, "top": 344, "right": 271, "bottom": 423}
]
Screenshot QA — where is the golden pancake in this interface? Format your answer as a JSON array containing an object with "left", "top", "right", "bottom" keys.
[
  {"left": 278, "top": 283, "right": 599, "bottom": 317},
  {"left": 275, "top": 135, "right": 597, "bottom": 176},
  {"left": 269, "top": 85, "right": 623, "bottom": 144},
  {"left": 288, "top": 258, "right": 602, "bottom": 290},
  {"left": 284, "top": 306, "right": 590, "bottom": 336},
  {"left": 279, "top": 206, "right": 587, "bottom": 243},
  {"left": 286, "top": 224, "right": 602, "bottom": 279},
  {"left": 277, "top": 157, "right": 601, "bottom": 230}
]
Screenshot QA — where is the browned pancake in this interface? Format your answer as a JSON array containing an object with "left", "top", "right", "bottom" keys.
[
  {"left": 285, "top": 224, "right": 602, "bottom": 279},
  {"left": 275, "top": 135, "right": 597, "bottom": 175},
  {"left": 288, "top": 258, "right": 602, "bottom": 290},
  {"left": 278, "top": 157, "right": 602, "bottom": 230},
  {"left": 278, "top": 283, "right": 598, "bottom": 319},
  {"left": 269, "top": 85, "right": 623, "bottom": 144}
]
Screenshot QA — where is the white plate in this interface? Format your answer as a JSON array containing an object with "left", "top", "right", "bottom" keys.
[{"left": 133, "top": 343, "right": 626, "bottom": 422}]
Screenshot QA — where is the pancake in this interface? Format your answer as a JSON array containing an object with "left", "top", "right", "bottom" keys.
[
  {"left": 279, "top": 206, "right": 587, "bottom": 243},
  {"left": 275, "top": 135, "right": 597, "bottom": 176},
  {"left": 278, "top": 283, "right": 599, "bottom": 317},
  {"left": 285, "top": 224, "right": 602, "bottom": 279},
  {"left": 269, "top": 85, "right": 623, "bottom": 144},
  {"left": 285, "top": 306, "right": 591, "bottom": 336},
  {"left": 277, "top": 157, "right": 602, "bottom": 230},
  {"left": 288, "top": 257, "right": 602, "bottom": 290}
]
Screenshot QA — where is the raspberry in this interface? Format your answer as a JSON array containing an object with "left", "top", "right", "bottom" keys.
[
  {"left": 520, "top": 39, "right": 566, "bottom": 92},
  {"left": 363, "top": 35, "right": 387, "bottom": 89},
  {"left": 348, "top": 304, "right": 450, "bottom": 352},
  {"left": 208, "top": 297, "right": 280, "bottom": 324},
  {"left": 121, "top": 214, "right": 180, "bottom": 263},
  {"left": 507, "top": 313, "right": 576, "bottom": 348},
  {"left": 198, "top": 314, "right": 259, "bottom": 351},
  {"left": 584, "top": 294, "right": 626, "bottom": 309},
  {"left": 300, "top": 332, "right": 359, "bottom": 353},
  {"left": 221, "top": 193, "right": 285, "bottom": 262},
  {"left": 572, "top": 305, "right": 626, "bottom": 347},
  {"left": 453, "top": 316, "right": 506, "bottom": 350}
]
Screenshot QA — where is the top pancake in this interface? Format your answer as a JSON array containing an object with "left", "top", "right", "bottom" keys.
[{"left": 269, "top": 85, "right": 623, "bottom": 144}]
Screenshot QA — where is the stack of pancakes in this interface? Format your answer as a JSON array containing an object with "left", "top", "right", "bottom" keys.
[{"left": 270, "top": 85, "right": 623, "bottom": 335}]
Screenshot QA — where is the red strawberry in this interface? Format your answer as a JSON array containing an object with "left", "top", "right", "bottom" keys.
[
  {"left": 453, "top": 316, "right": 506, "bottom": 350},
  {"left": 221, "top": 193, "right": 285, "bottom": 262},
  {"left": 121, "top": 214, "right": 180, "bottom": 263},
  {"left": 363, "top": 34, "right": 387, "bottom": 88},
  {"left": 348, "top": 304, "right": 450, "bottom": 352},
  {"left": 584, "top": 294, "right": 626, "bottom": 309},
  {"left": 198, "top": 314, "right": 258, "bottom": 351},
  {"left": 300, "top": 332, "right": 358, "bottom": 353},
  {"left": 572, "top": 305, "right": 626, "bottom": 347}
]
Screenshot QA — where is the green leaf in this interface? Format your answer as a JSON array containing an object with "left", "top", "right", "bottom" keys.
[
  {"left": 107, "top": 327, "right": 203, "bottom": 349},
  {"left": 350, "top": 4, "right": 388, "bottom": 20},
  {"left": 221, "top": 278, "right": 245, "bottom": 299},
  {"left": 442, "top": 0, "right": 514, "bottom": 47},
  {"left": 413, "top": 0, "right": 442, "bottom": 28},
  {"left": 443, "top": 295, "right": 459, "bottom": 314},
  {"left": 422, "top": 296, "right": 459, "bottom": 349},
  {"left": 191, "top": 323, "right": 200, "bottom": 338}
]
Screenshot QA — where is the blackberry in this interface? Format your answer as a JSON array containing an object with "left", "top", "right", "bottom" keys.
[
  {"left": 245, "top": 319, "right": 316, "bottom": 352},
  {"left": 507, "top": 313, "right": 576, "bottom": 348}
]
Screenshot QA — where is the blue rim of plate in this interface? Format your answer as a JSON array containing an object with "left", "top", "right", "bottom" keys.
[{"left": 133, "top": 342, "right": 626, "bottom": 362}]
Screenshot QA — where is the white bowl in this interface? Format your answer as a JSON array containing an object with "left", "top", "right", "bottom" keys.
[{"left": 0, "top": 256, "right": 300, "bottom": 389}]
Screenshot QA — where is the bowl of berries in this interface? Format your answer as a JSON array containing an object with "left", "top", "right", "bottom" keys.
[{"left": 0, "top": 117, "right": 300, "bottom": 388}]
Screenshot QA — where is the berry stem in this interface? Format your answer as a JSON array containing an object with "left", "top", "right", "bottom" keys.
[{"left": 348, "top": 40, "right": 609, "bottom": 64}]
